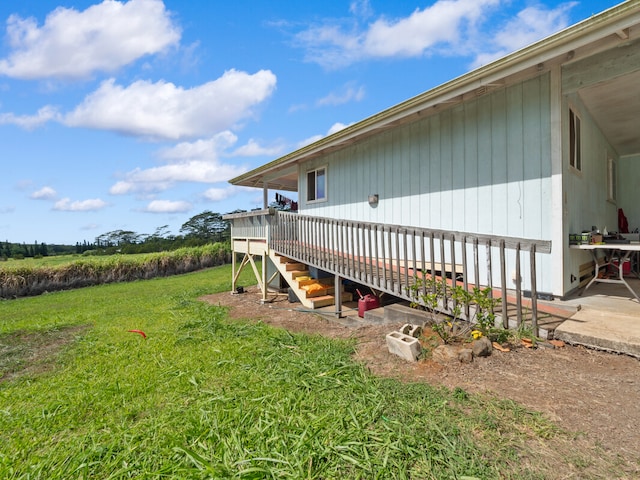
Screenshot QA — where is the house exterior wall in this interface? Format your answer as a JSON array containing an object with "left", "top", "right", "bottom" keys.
[
  {"left": 563, "top": 92, "right": 620, "bottom": 293},
  {"left": 618, "top": 154, "right": 640, "bottom": 230},
  {"left": 300, "top": 73, "right": 555, "bottom": 293}
]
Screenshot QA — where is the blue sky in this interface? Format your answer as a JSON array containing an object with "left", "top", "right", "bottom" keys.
[{"left": 0, "top": 0, "right": 621, "bottom": 244}]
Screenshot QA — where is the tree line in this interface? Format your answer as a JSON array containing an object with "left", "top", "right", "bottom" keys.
[{"left": 1, "top": 210, "right": 244, "bottom": 260}]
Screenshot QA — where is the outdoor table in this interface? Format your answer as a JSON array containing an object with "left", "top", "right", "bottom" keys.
[{"left": 570, "top": 243, "right": 640, "bottom": 301}]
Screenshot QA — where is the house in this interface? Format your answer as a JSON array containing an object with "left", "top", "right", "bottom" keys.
[{"left": 224, "top": 1, "right": 640, "bottom": 333}]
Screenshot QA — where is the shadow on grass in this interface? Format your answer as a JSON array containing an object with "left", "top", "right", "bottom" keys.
[{"left": 0, "top": 324, "right": 90, "bottom": 382}]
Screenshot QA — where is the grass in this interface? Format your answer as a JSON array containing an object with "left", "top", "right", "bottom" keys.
[{"left": 0, "top": 265, "right": 622, "bottom": 478}]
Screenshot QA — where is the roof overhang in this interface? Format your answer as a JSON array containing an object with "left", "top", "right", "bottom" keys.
[{"left": 230, "top": 1, "right": 640, "bottom": 190}]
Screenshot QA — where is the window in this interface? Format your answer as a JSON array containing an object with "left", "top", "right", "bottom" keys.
[
  {"left": 306, "top": 166, "right": 326, "bottom": 202},
  {"left": 607, "top": 156, "right": 617, "bottom": 203},
  {"left": 569, "top": 108, "right": 581, "bottom": 171}
]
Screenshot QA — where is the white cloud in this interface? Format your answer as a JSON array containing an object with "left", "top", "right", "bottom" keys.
[
  {"left": 158, "top": 132, "right": 238, "bottom": 161},
  {"left": 31, "top": 186, "right": 57, "bottom": 200},
  {"left": 64, "top": 69, "right": 277, "bottom": 140},
  {"left": 53, "top": 198, "right": 108, "bottom": 211},
  {"left": 288, "top": 83, "right": 365, "bottom": 113},
  {"left": 316, "top": 83, "right": 365, "bottom": 107},
  {"left": 363, "top": 0, "right": 499, "bottom": 57},
  {"left": 113, "top": 161, "right": 244, "bottom": 187},
  {"left": 471, "top": 3, "right": 577, "bottom": 68},
  {"left": 144, "top": 199, "right": 192, "bottom": 213},
  {"left": 349, "top": 0, "right": 373, "bottom": 18},
  {"left": 294, "top": 0, "right": 575, "bottom": 70},
  {"left": 230, "top": 139, "right": 285, "bottom": 157},
  {"left": 296, "top": 0, "right": 500, "bottom": 68},
  {"left": 0, "top": 0, "right": 180, "bottom": 79},
  {"left": 0, "top": 106, "right": 59, "bottom": 130},
  {"left": 328, "top": 122, "right": 351, "bottom": 135},
  {"left": 202, "top": 186, "right": 238, "bottom": 202},
  {"left": 298, "top": 122, "right": 352, "bottom": 148},
  {"left": 110, "top": 132, "right": 247, "bottom": 195}
]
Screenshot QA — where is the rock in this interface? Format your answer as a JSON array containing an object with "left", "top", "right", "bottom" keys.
[
  {"left": 432, "top": 344, "right": 460, "bottom": 364},
  {"left": 472, "top": 337, "right": 493, "bottom": 357},
  {"left": 458, "top": 348, "right": 473, "bottom": 363}
]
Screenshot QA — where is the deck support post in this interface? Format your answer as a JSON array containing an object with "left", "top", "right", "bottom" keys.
[
  {"left": 231, "top": 250, "right": 237, "bottom": 292},
  {"left": 260, "top": 252, "right": 268, "bottom": 303},
  {"left": 334, "top": 274, "right": 342, "bottom": 318},
  {"left": 263, "top": 181, "right": 268, "bottom": 209}
]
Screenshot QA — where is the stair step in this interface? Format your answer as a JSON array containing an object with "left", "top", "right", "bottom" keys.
[
  {"left": 279, "top": 256, "right": 295, "bottom": 264},
  {"left": 305, "top": 287, "right": 335, "bottom": 298},
  {"left": 285, "top": 263, "right": 306, "bottom": 271},
  {"left": 309, "top": 295, "right": 336, "bottom": 308},
  {"left": 308, "top": 291, "right": 354, "bottom": 309},
  {"left": 298, "top": 278, "right": 333, "bottom": 287},
  {"left": 290, "top": 270, "right": 310, "bottom": 279}
]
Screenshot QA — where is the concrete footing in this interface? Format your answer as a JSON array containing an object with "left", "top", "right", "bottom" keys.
[{"left": 385, "top": 331, "right": 421, "bottom": 362}]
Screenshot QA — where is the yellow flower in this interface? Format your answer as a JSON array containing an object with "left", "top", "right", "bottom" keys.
[{"left": 471, "top": 330, "right": 483, "bottom": 339}]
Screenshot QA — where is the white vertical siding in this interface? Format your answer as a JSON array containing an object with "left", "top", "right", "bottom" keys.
[
  {"left": 477, "top": 93, "right": 493, "bottom": 233},
  {"left": 506, "top": 82, "right": 525, "bottom": 239},
  {"left": 301, "top": 73, "right": 554, "bottom": 292},
  {"left": 564, "top": 92, "right": 621, "bottom": 292},
  {"left": 490, "top": 88, "right": 508, "bottom": 236},
  {"left": 429, "top": 115, "right": 441, "bottom": 228}
]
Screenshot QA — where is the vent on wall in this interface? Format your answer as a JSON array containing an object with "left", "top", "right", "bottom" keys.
[{"left": 475, "top": 82, "right": 503, "bottom": 97}]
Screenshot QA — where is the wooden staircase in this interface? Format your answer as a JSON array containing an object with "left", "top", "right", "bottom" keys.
[{"left": 270, "top": 252, "right": 353, "bottom": 309}]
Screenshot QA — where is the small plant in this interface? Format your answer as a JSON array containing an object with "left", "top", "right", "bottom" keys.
[
  {"left": 431, "top": 319, "right": 472, "bottom": 344},
  {"left": 470, "top": 286, "right": 504, "bottom": 341},
  {"left": 410, "top": 272, "right": 507, "bottom": 344},
  {"left": 409, "top": 275, "right": 445, "bottom": 322},
  {"left": 452, "top": 386, "right": 469, "bottom": 401}
]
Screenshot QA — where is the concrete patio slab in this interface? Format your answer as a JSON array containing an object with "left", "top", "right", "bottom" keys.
[
  {"left": 554, "top": 309, "right": 640, "bottom": 357},
  {"left": 553, "top": 278, "right": 640, "bottom": 357}
]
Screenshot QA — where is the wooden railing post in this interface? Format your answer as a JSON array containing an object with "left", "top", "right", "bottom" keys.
[{"left": 530, "top": 245, "right": 538, "bottom": 336}]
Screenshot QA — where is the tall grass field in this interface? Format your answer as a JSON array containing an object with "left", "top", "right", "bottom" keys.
[
  {"left": 0, "top": 244, "right": 230, "bottom": 298},
  {"left": 0, "top": 265, "right": 619, "bottom": 478}
]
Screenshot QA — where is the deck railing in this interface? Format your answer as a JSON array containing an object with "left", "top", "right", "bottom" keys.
[
  {"left": 227, "top": 208, "right": 275, "bottom": 239},
  {"left": 227, "top": 209, "right": 552, "bottom": 332}
]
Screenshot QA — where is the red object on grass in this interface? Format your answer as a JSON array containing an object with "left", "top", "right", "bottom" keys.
[{"left": 127, "top": 329, "right": 147, "bottom": 339}]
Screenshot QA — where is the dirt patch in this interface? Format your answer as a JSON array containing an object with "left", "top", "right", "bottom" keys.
[
  {"left": 0, "top": 325, "right": 89, "bottom": 382},
  {"left": 202, "top": 287, "right": 640, "bottom": 473}
]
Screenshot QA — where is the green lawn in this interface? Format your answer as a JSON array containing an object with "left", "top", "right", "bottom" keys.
[{"left": 0, "top": 265, "right": 619, "bottom": 478}]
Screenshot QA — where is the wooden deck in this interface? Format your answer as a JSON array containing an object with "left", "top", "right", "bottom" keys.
[{"left": 225, "top": 209, "right": 554, "bottom": 336}]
